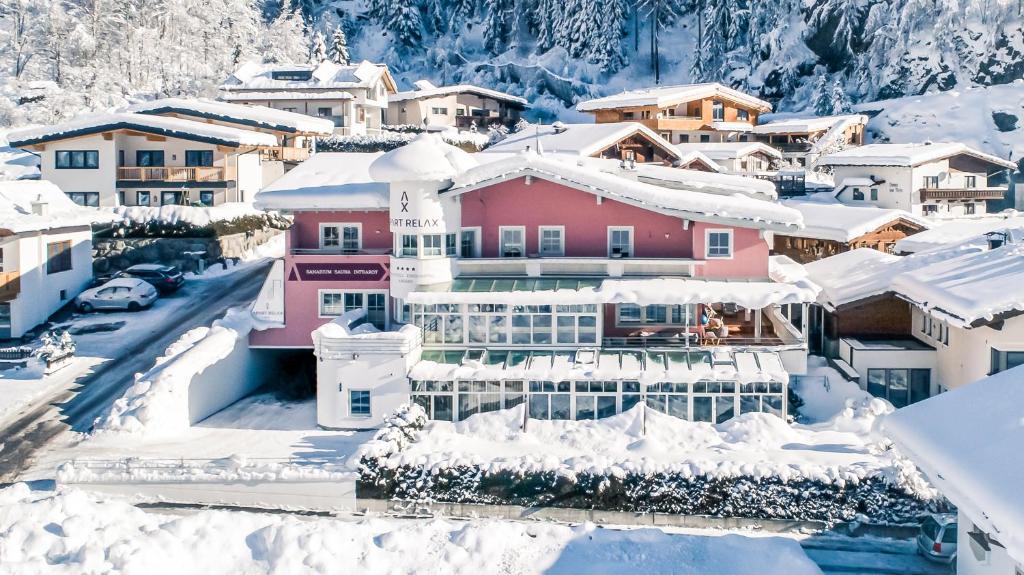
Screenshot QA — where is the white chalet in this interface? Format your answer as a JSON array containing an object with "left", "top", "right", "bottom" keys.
[
  {"left": 674, "top": 142, "right": 781, "bottom": 176},
  {"left": 883, "top": 365, "right": 1024, "bottom": 575},
  {"left": 0, "top": 181, "right": 101, "bottom": 338},
  {"left": 219, "top": 60, "right": 398, "bottom": 135},
  {"left": 817, "top": 143, "right": 1017, "bottom": 219},
  {"left": 388, "top": 80, "right": 527, "bottom": 130},
  {"left": 752, "top": 114, "right": 867, "bottom": 167},
  {"left": 482, "top": 122, "right": 683, "bottom": 164}
]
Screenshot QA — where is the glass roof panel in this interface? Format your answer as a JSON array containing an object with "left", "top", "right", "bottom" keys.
[
  {"left": 420, "top": 350, "right": 444, "bottom": 362},
  {"left": 469, "top": 278, "right": 495, "bottom": 292},
  {"left": 492, "top": 278, "right": 516, "bottom": 292},
  {"left": 485, "top": 350, "right": 509, "bottom": 366},
  {"left": 451, "top": 278, "right": 473, "bottom": 292},
  {"left": 506, "top": 350, "right": 530, "bottom": 368}
]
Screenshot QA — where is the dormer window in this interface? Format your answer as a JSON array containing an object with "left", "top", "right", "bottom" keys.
[
  {"left": 737, "top": 109, "right": 749, "bottom": 121},
  {"left": 712, "top": 101, "right": 725, "bottom": 121},
  {"left": 272, "top": 70, "right": 312, "bottom": 81}
]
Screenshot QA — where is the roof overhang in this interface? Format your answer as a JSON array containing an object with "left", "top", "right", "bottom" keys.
[{"left": 8, "top": 121, "right": 251, "bottom": 149}]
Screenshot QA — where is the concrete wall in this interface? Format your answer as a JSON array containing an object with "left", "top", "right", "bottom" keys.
[
  {"left": 187, "top": 329, "right": 275, "bottom": 424},
  {"left": 92, "top": 228, "right": 282, "bottom": 275},
  {"left": 2, "top": 226, "right": 93, "bottom": 338}
]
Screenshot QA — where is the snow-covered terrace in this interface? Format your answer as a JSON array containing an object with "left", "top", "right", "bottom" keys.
[
  {"left": 895, "top": 214, "right": 1024, "bottom": 253},
  {"left": 125, "top": 97, "right": 335, "bottom": 135},
  {"left": 817, "top": 142, "right": 1017, "bottom": 169},
  {"left": 253, "top": 152, "right": 388, "bottom": 211},
  {"left": 576, "top": 83, "right": 772, "bottom": 112},
  {"left": 780, "top": 197, "right": 930, "bottom": 243},
  {"left": 6, "top": 112, "right": 278, "bottom": 148},
  {"left": 883, "top": 364, "right": 1024, "bottom": 565}
]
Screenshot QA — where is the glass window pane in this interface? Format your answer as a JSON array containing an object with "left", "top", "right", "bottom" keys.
[
  {"left": 575, "top": 396, "right": 595, "bottom": 420},
  {"left": 867, "top": 369, "right": 886, "bottom": 398},
  {"left": 716, "top": 397, "right": 735, "bottom": 423},
  {"left": 597, "top": 396, "right": 616, "bottom": 419},
  {"left": 888, "top": 369, "right": 909, "bottom": 408},
  {"left": 550, "top": 394, "right": 571, "bottom": 420},
  {"left": 622, "top": 394, "right": 641, "bottom": 412},
  {"left": 693, "top": 397, "right": 713, "bottom": 422},
  {"left": 529, "top": 394, "right": 549, "bottom": 420},
  {"left": 667, "top": 395, "right": 688, "bottom": 420},
  {"left": 910, "top": 369, "right": 930, "bottom": 404}
]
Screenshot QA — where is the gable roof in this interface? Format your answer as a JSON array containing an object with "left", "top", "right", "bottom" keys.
[
  {"left": 6, "top": 112, "right": 278, "bottom": 148},
  {"left": 446, "top": 152, "right": 803, "bottom": 231},
  {"left": 220, "top": 60, "right": 397, "bottom": 94},
  {"left": 391, "top": 80, "right": 528, "bottom": 108},
  {"left": 753, "top": 114, "right": 868, "bottom": 135},
  {"left": 780, "top": 198, "right": 930, "bottom": 243},
  {"left": 676, "top": 150, "right": 724, "bottom": 172},
  {"left": 483, "top": 122, "right": 681, "bottom": 161},
  {"left": 882, "top": 365, "right": 1024, "bottom": 565},
  {"left": 0, "top": 180, "right": 111, "bottom": 234},
  {"left": 254, "top": 152, "right": 387, "bottom": 211},
  {"left": 675, "top": 142, "right": 782, "bottom": 161},
  {"left": 576, "top": 83, "right": 772, "bottom": 113},
  {"left": 895, "top": 215, "right": 1024, "bottom": 253},
  {"left": 125, "top": 98, "right": 334, "bottom": 135},
  {"left": 817, "top": 142, "right": 1017, "bottom": 169}
]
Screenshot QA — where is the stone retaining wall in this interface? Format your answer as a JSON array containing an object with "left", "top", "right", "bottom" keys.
[{"left": 92, "top": 228, "right": 281, "bottom": 275}]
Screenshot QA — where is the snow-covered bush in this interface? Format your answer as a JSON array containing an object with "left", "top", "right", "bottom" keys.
[{"left": 319, "top": 131, "right": 489, "bottom": 153}]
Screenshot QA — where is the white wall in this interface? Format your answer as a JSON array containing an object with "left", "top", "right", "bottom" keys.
[
  {"left": 3, "top": 226, "right": 92, "bottom": 338},
  {"left": 956, "top": 509, "right": 1022, "bottom": 575},
  {"left": 913, "top": 307, "right": 1024, "bottom": 391},
  {"left": 838, "top": 337, "right": 937, "bottom": 394},
  {"left": 316, "top": 354, "right": 414, "bottom": 429},
  {"left": 832, "top": 165, "right": 912, "bottom": 211},
  {"left": 235, "top": 152, "right": 263, "bottom": 204},
  {"left": 38, "top": 133, "right": 118, "bottom": 206},
  {"left": 187, "top": 327, "right": 275, "bottom": 424}
]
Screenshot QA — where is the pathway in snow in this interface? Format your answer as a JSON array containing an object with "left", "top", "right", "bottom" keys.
[
  {"left": 801, "top": 535, "right": 949, "bottom": 575},
  {"left": 0, "top": 260, "right": 273, "bottom": 483}
]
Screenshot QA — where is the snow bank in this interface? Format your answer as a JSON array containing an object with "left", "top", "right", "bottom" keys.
[
  {"left": 0, "top": 485, "right": 821, "bottom": 575},
  {"left": 0, "top": 180, "right": 113, "bottom": 233},
  {"left": 781, "top": 197, "right": 929, "bottom": 243},
  {"left": 369, "top": 133, "right": 479, "bottom": 182},
  {"left": 110, "top": 202, "right": 266, "bottom": 227},
  {"left": 93, "top": 307, "right": 254, "bottom": 437}
]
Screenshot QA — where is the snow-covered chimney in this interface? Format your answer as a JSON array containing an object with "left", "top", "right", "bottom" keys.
[
  {"left": 30, "top": 194, "right": 48, "bottom": 217},
  {"left": 551, "top": 121, "right": 567, "bottom": 134}
]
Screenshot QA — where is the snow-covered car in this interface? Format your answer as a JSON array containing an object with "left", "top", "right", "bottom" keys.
[
  {"left": 75, "top": 278, "right": 159, "bottom": 312},
  {"left": 917, "top": 513, "right": 957, "bottom": 565},
  {"left": 116, "top": 264, "right": 185, "bottom": 294}
]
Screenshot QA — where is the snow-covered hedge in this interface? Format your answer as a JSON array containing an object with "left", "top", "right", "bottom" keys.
[
  {"left": 100, "top": 204, "right": 289, "bottom": 238},
  {"left": 318, "top": 130, "right": 491, "bottom": 153}
]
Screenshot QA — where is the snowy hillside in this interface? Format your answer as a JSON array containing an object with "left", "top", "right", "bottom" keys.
[{"left": 0, "top": 0, "right": 1021, "bottom": 140}]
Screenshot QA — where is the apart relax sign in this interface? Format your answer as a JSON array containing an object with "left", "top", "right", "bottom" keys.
[
  {"left": 389, "top": 187, "right": 450, "bottom": 234},
  {"left": 289, "top": 262, "right": 388, "bottom": 282}
]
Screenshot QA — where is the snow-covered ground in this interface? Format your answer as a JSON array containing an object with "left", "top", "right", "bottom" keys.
[
  {"left": 0, "top": 146, "right": 40, "bottom": 181},
  {"left": 0, "top": 484, "right": 823, "bottom": 575}
]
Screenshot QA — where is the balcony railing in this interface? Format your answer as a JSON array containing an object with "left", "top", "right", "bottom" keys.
[
  {"left": 456, "top": 115, "right": 515, "bottom": 128},
  {"left": 454, "top": 257, "right": 702, "bottom": 278},
  {"left": 257, "top": 146, "right": 310, "bottom": 162},
  {"left": 118, "top": 166, "right": 225, "bottom": 182},
  {"left": 771, "top": 142, "right": 813, "bottom": 153},
  {"left": 290, "top": 247, "right": 393, "bottom": 256},
  {"left": 602, "top": 335, "right": 789, "bottom": 348},
  {"left": 919, "top": 187, "right": 1005, "bottom": 201},
  {"left": 0, "top": 271, "right": 20, "bottom": 303}
]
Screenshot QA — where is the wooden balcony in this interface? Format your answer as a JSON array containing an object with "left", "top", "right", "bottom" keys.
[
  {"left": 919, "top": 187, "right": 1005, "bottom": 201},
  {"left": 118, "top": 166, "right": 225, "bottom": 182},
  {"left": 636, "top": 117, "right": 706, "bottom": 132},
  {"left": 257, "top": 146, "right": 310, "bottom": 162},
  {"left": 0, "top": 271, "right": 20, "bottom": 303}
]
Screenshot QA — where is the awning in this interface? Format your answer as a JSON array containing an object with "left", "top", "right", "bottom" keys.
[{"left": 409, "top": 348, "right": 789, "bottom": 384}]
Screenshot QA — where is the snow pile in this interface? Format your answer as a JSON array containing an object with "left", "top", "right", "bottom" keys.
[
  {"left": 254, "top": 152, "right": 387, "bottom": 211},
  {"left": 125, "top": 97, "right": 335, "bottom": 135},
  {"left": 883, "top": 365, "right": 1024, "bottom": 564},
  {"left": 56, "top": 455, "right": 352, "bottom": 484},
  {"left": 781, "top": 197, "right": 930, "bottom": 243},
  {"left": 0, "top": 145, "right": 40, "bottom": 181},
  {"left": 93, "top": 307, "right": 253, "bottom": 437},
  {"left": 792, "top": 356, "right": 876, "bottom": 424},
  {"left": 483, "top": 122, "right": 678, "bottom": 159},
  {"left": 0, "top": 484, "right": 821, "bottom": 574},
  {"left": 895, "top": 214, "right": 1024, "bottom": 253},
  {"left": 109, "top": 202, "right": 267, "bottom": 227},
  {"left": 312, "top": 309, "right": 420, "bottom": 343},
  {"left": 369, "top": 133, "right": 479, "bottom": 182},
  {"left": 0, "top": 180, "right": 113, "bottom": 233}
]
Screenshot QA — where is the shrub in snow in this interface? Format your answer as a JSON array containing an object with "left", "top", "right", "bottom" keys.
[
  {"left": 320, "top": 131, "right": 489, "bottom": 153},
  {"left": 102, "top": 209, "right": 289, "bottom": 239}
]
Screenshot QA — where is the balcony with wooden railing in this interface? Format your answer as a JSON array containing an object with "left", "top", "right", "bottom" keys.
[
  {"left": 0, "top": 271, "right": 20, "bottom": 302},
  {"left": 919, "top": 187, "right": 1006, "bottom": 201},
  {"left": 117, "top": 166, "right": 226, "bottom": 182},
  {"left": 256, "top": 146, "right": 310, "bottom": 162}
]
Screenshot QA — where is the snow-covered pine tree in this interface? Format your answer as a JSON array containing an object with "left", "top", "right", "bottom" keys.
[
  {"left": 329, "top": 24, "right": 350, "bottom": 65},
  {"left": 263, "top": 0, "right": 308, "bottom": 64},
  {"left": 310, "top": 29, "right": 327, "bottom": 63},
  {"left": 827, "top": 77, "right": 851, "bottom": 114},
  {"left": 591, "top": 0, "right": 628, "bottom": 73},
  {"left": 482, "top": 0, "right": 514, "bottom": 54}
]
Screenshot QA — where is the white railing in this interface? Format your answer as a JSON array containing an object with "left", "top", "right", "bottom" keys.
[{"left": 455, "top": 257, "right": 702, "bottom": 278}]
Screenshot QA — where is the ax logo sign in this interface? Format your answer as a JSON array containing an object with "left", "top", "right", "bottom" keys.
[{"left": 400, "top": 191, "right": 409, "bottom": 213}]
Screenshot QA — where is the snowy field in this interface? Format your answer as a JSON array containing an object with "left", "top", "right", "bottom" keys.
[{"left": 0, "top": 484, "right": 822, "bottom": 575}]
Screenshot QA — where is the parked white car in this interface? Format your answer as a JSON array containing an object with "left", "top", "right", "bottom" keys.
[{"left": 75, "top": 278, "right": 159, "bottom": 312}]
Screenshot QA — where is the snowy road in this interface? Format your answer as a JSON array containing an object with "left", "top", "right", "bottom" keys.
[
  {"left": 801, "top": 535, "right": 950, "bottom": 575},
  {"left": 0, "top": 260, "right": 272, "bottom": 483}
]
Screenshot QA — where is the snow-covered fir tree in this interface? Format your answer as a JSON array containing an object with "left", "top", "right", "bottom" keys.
[
  {"left": 262, "top": 0, "right": 308, "bottom": 64},
  {"left": 329, "top": 25, "right": 350, "bottom": 65},
  {"left": 310, "top": 29, "right": 327, "bottom": 63}
]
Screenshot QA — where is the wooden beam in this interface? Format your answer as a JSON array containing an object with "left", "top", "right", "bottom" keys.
[
  {"left": 30, "top": 143, "right": 45, "bottom": 151},
  {"left": 145, "top": 135, "right": 166, "bottom": 142},
  {"left": 102, "top": 132, "right": 114, "bottom": 141}
]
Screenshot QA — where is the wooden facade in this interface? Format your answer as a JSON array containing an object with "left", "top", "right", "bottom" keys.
[
  {"left": 589, "top": 96, "right": 762, "bottom": 134},
  {"left": 593, "top": 132, "right": 678, "bottom": 164},
  {"left": 774, "top": 219, "right": 928, "bottom": 264}
]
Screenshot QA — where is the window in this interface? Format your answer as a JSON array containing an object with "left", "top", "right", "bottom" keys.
[
  {"left": 198, "top": 191, "right": 214, "bottom": 206},
  {"left": 401, "top": 235, "right": 418, "bottom": 257},
  {"left": 736, "top": 109, "right": 749, "bottom": 121},
  {"left": 870, "top": 188, "right": 878, "bottom": 201},
  {"left": 431, "top": 107, "right": 448, "bottom": 115},
  {"left": 923, "top": 175, "right": 939, "bottom": 189},
  {"left": 640, "top": 110, "right": 652, "bottom": 120},
  {"left": 349, "top": 390, "right": 371, "bottom": 417},
  {"left": 511, "top": 305, "right": 553, "bottom": 344},
  {"left": 991, "top": 349, "right": 1024, "bottom": 375},
  {"left": 445, "top": 233, "right": 457, "bottom": 256},
  {"left": 320, "top": 224, "right": 361, "bottom": 251},
  {"left": 136, "top": 150, "right": 165, "bottom": 167},
  {"left": 538, "top": 226, "right": 564, "bottom": 257},
  {"left": 320, "top": 292, "right": 345, "bottom": 316},
  {"left": 282, "top": 107, "right": 297, "bottom": 113},
  {"left": 271, "top": 70, "right": 313, "bottom": 81},
  {"left": 46, "top": 240, "right": 72, "bottom": 274},
  {"left": 851, "top": 188, "right": 865, "bottom": 200},
  {"left": 317, "top": 107, "right": 332, "bottom": 117},
  {"left": 0, "top": 303, "right": 10, "bottom": 328},
  {"left": 867, "top": 368, "right": 931, "bottom": 406},
  {"left": 623, "top": 111, "right": 635, "bottom": 120},
  {"left": 118, "top": 191, "right": 126, "bottom": 206},
  {"left": 608, "top": 227, "right": 633, "bottom": 258},
  {"left": 66, "top": 192, "right": 99, "bottom": 207},
  {"left": 922, "top": 204, "right": 938, "bottom": 215},
  {"left": 965, "top": 203, "right": 976, "bottom": 215},
  {"left": 699, "top": 134, "right": 711, "bottom": 143},
  {"left": 460, "top": 228, "right": 479, "bottom": 258},
  {"left": 617, "top": 304, "right": 697, "bottom": 326},
  {"left": 712, "top": 100, "right": 724, "bottom": 121},
  {"left": 965, "top": 175, "right": 977, "bottom": 188},
  {"left": 422, "top": 234, "right": 443, "bottom": 256},
  {"left": 185, "top": 150, "right": 213, "bottom": 167},
  {"left": 678, "top": 134, "right": 689, "bottom": 143},
  {"left": 366, "top": 293, "right": 386, "bottom": 329},
  {"left": 136, "top": 191, "right": 151, "bottom": 205},
  {"left": 705, "top": 229, "right": 733, "bottom": 259},
  {"left": 499, "top": 226, "right": 525, "bottom": 258},
  {"left": 161, "top": 191, "right": 185, "bottom": 205},
  {"left": 55, "top": 150, "right": 99, "bottom": 169}
]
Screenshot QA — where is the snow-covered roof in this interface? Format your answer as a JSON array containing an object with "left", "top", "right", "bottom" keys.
[
  {"left": 817, "top": 142, "right": 1017, "bottom": 169},
  {"left": 576, "top": 83, "right": 772, "bottom": 113},
  {"left": 448, "top": 152, "right": 802, "bottom": 231},
  {"left": 882, "top": 364, "right": 1024, "bottom": 565},
  {"left": 709, "top": 121, "right": 754, "bottom": 132},
  {"left": 895, "top": 214, "right": 1024, "bottom": 253},
  {"left": 675, "top": 142, "right": 782, "bottom": 161},
  {"left": 483, "top": 122, "right": 680, "bottom": 161},
  {"left": 254, "top": 152, "right": 387, "bottom": 211},
  {"left": 623, "top": 160, "right": 776, "bottom": 200},
  {"left": 676, "top": 150, "right": 725, "bottom": 172},
  {"left": 312, "top": 309, "right": 420, "bottom": 355},
  {"left": 369, "top": 133, "right": 478, "bottom": 182},
  {"left": 753, "top": 114, "right": 868, "bottom": 135},
  {"left": 6, "top": 112, "right": 278, "bottom": 148},
  {"left": 390, "top": 80, "right": 527, "bottom": 107},
  {"left": 125, "top": 98, "right": 334, "bottom": 135},
  {"left": 218, "top": 90, "right": 355, "bottom": 102},
  {"left": 807, "top": 234, "right": 1024, "bottom": 327},
  {"left": 220, "top": 60, "right": 396, "bottom": 93},
  {"left": 0, "top": 180, "right": 108, "bottom": 233},
  {"left": 780, "top": 198, "right": 930, "bottom": 243}
]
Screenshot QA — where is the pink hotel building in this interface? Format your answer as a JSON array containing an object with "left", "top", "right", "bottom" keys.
[{"left": 251, "top": 135, "right": 819, "bottom": 429}]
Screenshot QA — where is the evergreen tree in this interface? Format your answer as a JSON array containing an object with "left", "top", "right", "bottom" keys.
[
  {"left": 329, "top": 24, "right": 350, "bottom": 64},
  {"left": 482, "top": 0, "right": 514, "bottom": 54},
  {"left": 263, "top": 0, "right": 308, "bottom": 63},
  {"left": 310, "top": 29, "right": 327, "bottom": 63}
]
